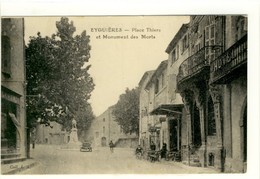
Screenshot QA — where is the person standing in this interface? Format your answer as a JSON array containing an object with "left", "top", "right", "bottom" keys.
[
  {"left": 135, "top": 145, "right": 143, "bottom": 155},
  {"left": 150, "top": 141, "right": 156, "bottom": 151},
  {"left": 161, "top": 143, "right": 167, "bottom": 159},
  {"left": 109, "top": 140, "right": 114, "bottom": 153}
]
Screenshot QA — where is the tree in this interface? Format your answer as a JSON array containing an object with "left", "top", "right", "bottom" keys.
[
  {"left": 26, "top": 17, "right": 95, "bottom": 136},
  {"left": 112, "top": 87, "right": 140, "bottom": 135}
]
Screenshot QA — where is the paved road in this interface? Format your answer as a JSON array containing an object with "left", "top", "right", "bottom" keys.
[{"left": 20, "top": 144, "right": 219, "bottom": 174}]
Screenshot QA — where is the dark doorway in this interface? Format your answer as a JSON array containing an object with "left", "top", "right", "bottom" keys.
[
  {"left": 208, "top": 153, "right": 215, "bottom": 166},
  {"left": 192, "top": 102, "right": 201, "bottom": 147},
  {"left": 169, "top": 119, "right": 178, "bottom": 151}
]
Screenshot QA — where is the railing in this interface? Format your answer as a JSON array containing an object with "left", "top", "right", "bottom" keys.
[
  {"left": 210, "top": 35, "right": 247, "bottom": 83},
  {"left": 177, "top": 47, "right": 209, "bottom": 84}
]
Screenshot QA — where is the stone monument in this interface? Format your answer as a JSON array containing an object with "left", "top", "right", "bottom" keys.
[
  {"left": 68, "top": 118, "right": 79, "bottom": 144},
  {"left": 61, "top": 118, "right": 81, "bottom": 150}
]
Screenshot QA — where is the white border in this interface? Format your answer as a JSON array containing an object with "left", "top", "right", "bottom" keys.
[{"left": 1, "top": 1, "right": 260, "bottom": 179}]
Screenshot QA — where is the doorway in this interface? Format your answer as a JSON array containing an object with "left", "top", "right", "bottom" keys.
[
  {"left": 191, "top": 102, "right": 202, "bottom": 147},
  {"left": 169, "top": 119, "right": 178, "bottom": 151}
]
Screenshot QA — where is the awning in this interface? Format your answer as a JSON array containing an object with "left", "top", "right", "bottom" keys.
[{"left": 150, "top": 104, "right": 183, "bottom": 115}]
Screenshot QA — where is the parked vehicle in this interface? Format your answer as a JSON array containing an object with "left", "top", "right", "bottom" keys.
[{"left": 80, "top": 142, "right": 92, "bottom": 152}]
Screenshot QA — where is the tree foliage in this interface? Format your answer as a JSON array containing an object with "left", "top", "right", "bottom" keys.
[
  {"left": 26, "top": 17, "right": 95, "bottom": 136},
  {"left": 112, "top": 87, "right": 140, "bottom": 135}
]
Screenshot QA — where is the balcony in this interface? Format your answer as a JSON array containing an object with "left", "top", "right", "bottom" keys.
[
  {"left": 177, "top": 47, "right": 210, "bottom": 90},
  {"left": 210, "top": 35, "right": 247, "bottom": 84}
]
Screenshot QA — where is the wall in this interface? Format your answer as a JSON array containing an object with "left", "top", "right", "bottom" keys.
[
  {"left": 1, "top": 18, "right": 27, "bottom": 158},
  {"left": 229, "top": 75, "right": 247, "bottom": 172},
  {"left": 92, "top": 108, "right": 110, "bottom": 146},
  {"left": 35, "top": 121, "right": 67, "bottom": 145},
  {"left": 153, "top": 69, "right": 167, "bottom": 150},
  {"left": 225, "top": 16, "right": 247, "bottom": 49},
  {"left": 222, "top": 15, "right": 247, "bottom": 173},
  {"left": 90, "top": 106, "right": 137, "bottom": 147},
  {"left": 139, "top": 73, "right": 152, "bottom": 148}
]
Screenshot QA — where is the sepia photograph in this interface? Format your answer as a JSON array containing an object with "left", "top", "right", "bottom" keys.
[{"left": 0, "top": 1, "right": 259, "bottom": 177}]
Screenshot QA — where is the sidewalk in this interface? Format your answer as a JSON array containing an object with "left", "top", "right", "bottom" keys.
[
  {"left": 1, "top": 158, "right": 38, "bottom": 175},
  {"left": 159, "top": 159, "right": 220, "bottom": 174}
]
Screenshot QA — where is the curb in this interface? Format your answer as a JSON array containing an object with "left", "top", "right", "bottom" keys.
[{"left": 2, "top": 161, "right": 38, "bottom": 175}]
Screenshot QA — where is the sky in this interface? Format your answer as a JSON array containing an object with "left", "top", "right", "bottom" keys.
[{"left": 24, "top": 16, "right": 190, "bottom": 116}]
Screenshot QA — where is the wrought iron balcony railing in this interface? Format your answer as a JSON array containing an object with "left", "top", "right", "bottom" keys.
[
  {"left": 210, "top": 35, "right": 247, "bottom": 84},
  {"left": 177, "top": 47, "right": 209, "bottom": 85}
]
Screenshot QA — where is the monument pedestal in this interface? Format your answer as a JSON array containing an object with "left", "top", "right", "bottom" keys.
[
  {"left": 68, "top": 128, "right": 79, "bottom": 144},
  {"left": 61, "top": 128, "right": 82, "bottom": 150}
]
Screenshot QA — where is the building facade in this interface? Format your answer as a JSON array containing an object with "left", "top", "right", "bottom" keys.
[
  {"left": 139, "top": 24, "right": 190, "bottom": 155},
  {"left": 139, "top": 70, "right": 154, "bottom": 151},
  {"left": 177, "top": 15, "right": 226, "bottom": 169},
  {"left": 177, "top": 15, "right": 247, "bottom": 172},
  {"left": 35, "top": 121, "right": 69, "bottom": 145},
  {"left": 1, "top": 18, "right": 27, "bottom": 162},
  {"left": 138, "top": 15, "right": 247, "bottom": 173},
  {"left": 163, "top": 23, "right": 190, "bottom": 155},
  {"left": 88, "top": 106, "right": 138, "bottom": 148},
  {"left": 210, "top": 16, "right": 247, "bottom": 173},
  {"left": 144, "top": 60, "right": 168, "bottom": 151}
]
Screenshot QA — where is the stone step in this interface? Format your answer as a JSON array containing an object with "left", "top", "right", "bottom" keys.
[
  {"left": 1, "top": 157, "right": 26, "bottom": 164},
  {"left": 1, "top": 153, "right": 21, "bottom": 160}
]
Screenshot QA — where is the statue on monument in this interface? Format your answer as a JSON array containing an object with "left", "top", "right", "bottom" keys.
[
  {"left": 60, "top": 114, "right": 81, "bottom": 149},
  {"left": 68, "top": 117, "right": 79, "bottom": 144},
  {"left": 72, "top": 118, "right": 77, "bottom": 129}
]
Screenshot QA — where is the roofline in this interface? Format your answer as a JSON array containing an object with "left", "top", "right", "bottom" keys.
[
  {"left": 138, "top": 70, "right": 155, "bottom": 86},
  {"left": 165, "top": 23, "right": 189, "bottom": 54},
  {"left": 145, "top": 60, "right": 168, "bottom": 90}
]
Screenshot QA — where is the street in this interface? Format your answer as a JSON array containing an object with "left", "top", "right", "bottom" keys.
[{"left": 19, "top": 144, "right": 219, "bottom": 174}]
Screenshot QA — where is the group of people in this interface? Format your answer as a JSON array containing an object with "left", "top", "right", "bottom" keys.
[
  {"left": 109, "top": 139, "right": 168, "bottom": 159},
  {"left": 135, "top": 141, "right": 168, "bottom": 159}
]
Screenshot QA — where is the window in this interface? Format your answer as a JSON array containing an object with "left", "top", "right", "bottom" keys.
[
  {"left": 171, "top": 46, "right": 179, "bottom": 64},
  {"left": 205, "top": 23, "right": 216, "bottom": 62},
  {"left": 161, "top": 73, "right": 165, "bottom": 87},
  {"left": 103, "top": 126, "right": 105, "bottom": 134},
  {"left": 182, "top": 35, "right": 189, "bottom": 52},
  {"left": 172, "top": 49, "right": 176, "bottom": 64},
  {"left": 1, "top": 35, "right": 11, "bottom": 76},
  {"left": 103, "top": 118, "right": 105, "bottom": 122},
  {"left": 236, "top": 16, "right": 247, "bottom": 40},
  {"left": 195, "top": 43, "right": 201, "bottom": 53}
]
